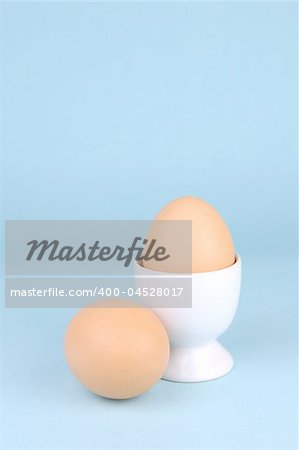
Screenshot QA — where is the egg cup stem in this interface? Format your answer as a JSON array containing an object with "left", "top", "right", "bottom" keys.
[{"left": 162, "top": 341, "right": 234, "bottom": 383}]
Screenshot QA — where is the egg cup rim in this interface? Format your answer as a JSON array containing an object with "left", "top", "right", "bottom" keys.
[{"left": 135, "top": 253, "right": 241, "bottom": 278}]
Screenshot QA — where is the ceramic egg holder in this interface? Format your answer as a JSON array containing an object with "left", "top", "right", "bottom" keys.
[{"left": 136, "top": 255, "right": 241, "bottom": 382}]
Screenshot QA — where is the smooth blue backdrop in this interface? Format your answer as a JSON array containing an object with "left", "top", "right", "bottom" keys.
[{"left": 1, "top": 2, "right": 298, "bottom": 449}]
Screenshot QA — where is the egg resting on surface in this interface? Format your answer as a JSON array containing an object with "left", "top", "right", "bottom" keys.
[{"left": 64, "top": 299, "right": 170, "bottom": 399}]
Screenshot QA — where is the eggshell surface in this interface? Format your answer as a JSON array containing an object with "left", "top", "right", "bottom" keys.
[
  {"left": 64, "top": 299, "right": 170, "bottom": 399},
  {"left": 143, "top": 196, "right": 235, "bottom": 273}
]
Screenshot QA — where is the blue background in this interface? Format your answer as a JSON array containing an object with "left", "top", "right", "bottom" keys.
[{"left": 1, "top": 2, "right": 298, "bottom": 449}]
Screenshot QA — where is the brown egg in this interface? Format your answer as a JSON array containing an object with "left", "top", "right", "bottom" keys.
[
  {"left": 64, "top": 299, "right": 170, "bottom": 399},
  {"left": 143, "top": 196, "right": 235, "bottom": 273}
]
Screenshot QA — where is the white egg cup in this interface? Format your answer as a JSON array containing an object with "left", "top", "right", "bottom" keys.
[{"left": 135, "top": 255, "right": 241, "bottom": 382}]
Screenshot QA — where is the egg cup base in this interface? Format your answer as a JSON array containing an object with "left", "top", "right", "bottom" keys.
[{"left": 162, "top": 340, "right": 234, "bottom": 383}]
